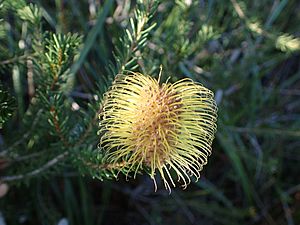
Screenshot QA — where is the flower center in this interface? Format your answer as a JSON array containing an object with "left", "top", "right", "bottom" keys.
[{"left": 132, "top": 84, "right": 183, "bottom": 165}]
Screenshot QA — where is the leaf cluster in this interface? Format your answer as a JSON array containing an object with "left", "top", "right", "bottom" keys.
[{"left": 0, "top": 0, "right": 160, "bottom": 184}]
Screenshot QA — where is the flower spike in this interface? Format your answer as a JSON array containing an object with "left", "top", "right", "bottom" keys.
[{"left": 99, "top": 72, "right": 217, "bottom": 191}]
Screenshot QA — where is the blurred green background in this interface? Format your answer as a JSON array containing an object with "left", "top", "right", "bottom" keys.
[{"left": 0, "top": 0, "right": 300, "bottom": 224}]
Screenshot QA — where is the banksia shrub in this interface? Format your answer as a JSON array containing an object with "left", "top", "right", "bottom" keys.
[{"left": 99, "top": 72, "right": 217, "bottom": 190}]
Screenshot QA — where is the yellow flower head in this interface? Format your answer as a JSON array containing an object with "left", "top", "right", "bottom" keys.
[{"left": 99, "top": 72, "right": 217, "bottom": 191}]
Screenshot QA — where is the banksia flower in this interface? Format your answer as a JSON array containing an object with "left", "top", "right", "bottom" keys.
[{"left": 99, "top": 72, "right": 217, "bottom": 191}]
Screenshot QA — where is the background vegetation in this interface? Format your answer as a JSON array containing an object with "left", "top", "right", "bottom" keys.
[{"left": 0, "top": 0, "right": 299, "bottom": 224}]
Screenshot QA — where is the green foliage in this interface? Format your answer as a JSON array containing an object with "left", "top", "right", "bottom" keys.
[
  {"left": 0, "top": 0, "right": 160, "bottom": 183},
  {"left": 35, "top": 33, "right": 82, "bottom": 88},
  {"left": 108, "top": 0, "right": 159, "bottom": 75},
  {"left": 2, "top": 0, "right": 26, "bottom": 10},
  {"left": 0, "top": 0, "right": 299, "bottom": 225},
  {"left": 17, "top": 3, "right": 41, "bottom": 24},
  {"left": 0, "top": 84, "right": 15, "bottom": 128}
]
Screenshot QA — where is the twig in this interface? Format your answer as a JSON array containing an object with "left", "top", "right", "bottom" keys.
[
  {"left": 0, "top": 151, "right": 69, "bottom": 182},
  {"left": 0, "top": 54, "right": 33, "bottom": 66},
  {"left": 50, "top": 106, "right": 70, "bottom": 147},
  {"left": 11, "top": 151, "right": 45, "bottom": 162}
]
